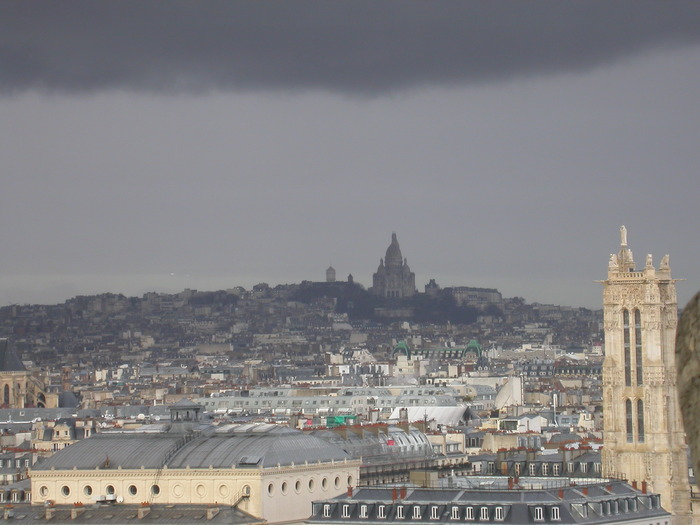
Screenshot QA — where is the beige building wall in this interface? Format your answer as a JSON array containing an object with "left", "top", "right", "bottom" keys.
[{"left": 31, "top": 459, "right": 361, "bottom": 524}]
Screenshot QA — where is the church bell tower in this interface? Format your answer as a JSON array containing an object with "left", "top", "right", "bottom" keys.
[{"left": 601, "top": 226, "right": 691, "bottom": 524}]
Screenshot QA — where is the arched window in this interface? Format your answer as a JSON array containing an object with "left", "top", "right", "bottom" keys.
[
  {"left": 637, "top": 399, "right": 645, "bottom": 443},
  {"left": 635, "top": 310, "right": 643, "bottom": 385},
  {"left": 626, "top": 399, "right": 633, "bottom": 442},
  {"left": 623, "top": 310, "right": 631, "bottom": 386}
]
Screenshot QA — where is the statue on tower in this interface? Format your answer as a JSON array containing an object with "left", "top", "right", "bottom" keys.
[{"left": 620, "top": 225, "right": 628, "bottom": 246}]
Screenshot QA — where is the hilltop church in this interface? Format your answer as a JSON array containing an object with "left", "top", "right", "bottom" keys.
[{"left": 371, "top": 233, "right": 416, "bottom": 299}]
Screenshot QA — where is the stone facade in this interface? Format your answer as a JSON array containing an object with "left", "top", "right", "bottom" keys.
[
  {"left": 372, "top": 233, "right": 415, "bottom": 299},
  {"left": 600, "top": 226, "right": 692, "bottom": 525}
]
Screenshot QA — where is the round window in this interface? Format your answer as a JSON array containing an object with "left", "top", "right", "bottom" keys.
[
  {"left": 39, "top": 486, "right": 49, "bottom": 498},
  {"left": 322, "top": 477, "right": 328, "bottom": 490},
  {"left": 151, "top": 485, "right": 160, "bottom": 496},
  {"left": 295, "top": 480, "right": 301, "bottom": 493},
  {"left": 218, "top": 485, "right": 230, "bottom": 498},
  {"left": 347, "top": 475, "right": 354, "bottom": 486},
  {"left": 281, "top": 482, "right": 288, "bottom": 495},
  {"left": 267, "top": 483, "right": 274, "bottom": 495},
  {"left": 308, "top": 479, "right": 315, "bottom": 491},
  {"left": 61, "top": 486, "right": 70, "bottom": 497},
  {"left": 84, "top": 486, "right": 93, "bottom": 496},
  {"left": 128, "top": 485, "right": 138, "bottom": 496},
  {"left": 106, "top": 485, "right": 115, "bottom": 495},
  {"left": 196, "top": 484, "right": 206, "bottom": 497},
  {"left": 334, "top": 476, "right": 341, "bottom": 489}
]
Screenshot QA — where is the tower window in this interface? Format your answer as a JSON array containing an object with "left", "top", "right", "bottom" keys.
[
  {"left": 637, "top": 399, "right": 645, "bottom": 443},
  {"left": 623, "top": 310, "right": 631, "bottom": 386},
  {"left": 635, "top": 310, "right": 643, "bottom": 385},
  {"left": 626, "top": 399, "right": 633, "bottom": 442}
]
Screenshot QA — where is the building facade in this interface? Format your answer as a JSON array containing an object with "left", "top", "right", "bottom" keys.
[
  {"left": 372, "top": 234, "right": 416, "bottom": 299},
  {"left": 600, "top": 226, "right": 691, "bottom": 524}
]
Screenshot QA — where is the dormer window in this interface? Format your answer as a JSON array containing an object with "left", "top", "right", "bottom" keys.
[
  {"left": 451, "top": 506, "right": 459, "bottom": 520},
  {"left": 534, "top": 507, "right": 544, "bottom": 521},
  {"left": 378, "top": 506, "right": 386, "bottom": 519},
  {"left": 431, "top": 506, "right": 439, "bottom": 520},
  {"left": 495, "top": 507, "right": 504, "bottom": 521},
  {"left": 323, "top": 504, "right": 331, "bottom": 517},
  {"left": 397, "top": 506, "right": 405, "bottom": 519},
  {"left": 342, "top": 505, "right": 350, "bottom": 518},
  {"left": 551, "top": 507, "right": 560, "bottom": 521},
  {"left": 466, "top": 507, "right": 474, "bottom": 521},
  {"left": 360, "top": 506, "right": 368, "bottom": 518},
  {"left": 480, "top": 507, "right": 489, "bottom": 521},
  {"left": 413, "top": 506, "right": 422, "bottom": 519}
]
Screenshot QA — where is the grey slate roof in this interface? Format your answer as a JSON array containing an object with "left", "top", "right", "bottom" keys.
[
  {"left": 0, "top": 504, "right": 263, "bottom": 525},
  {"left": 0, "top": 339, "right": 25, "bottom": 372},
  {"left": 32, "top": 424, "right": 350, "bottom": 471}
]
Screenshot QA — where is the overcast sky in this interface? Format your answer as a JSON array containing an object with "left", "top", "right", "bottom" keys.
[{"left": 2, "top": 1, "right": 700, "bottom": 309}]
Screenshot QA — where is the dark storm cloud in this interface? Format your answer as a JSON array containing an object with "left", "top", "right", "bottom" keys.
[{"left": 2, "top": 1, "right": 700, "bottom": 95}]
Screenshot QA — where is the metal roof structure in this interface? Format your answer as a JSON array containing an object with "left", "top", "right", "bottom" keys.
[{"left": 32, "top": 423, "right": 350, "bottom": 471}]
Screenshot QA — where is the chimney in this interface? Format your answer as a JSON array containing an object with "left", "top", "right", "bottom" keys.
[
  {"left": 632, "top": 481, "right": 637, "bottom": 489},
  {"left": 44, "top": 508, "right": 55, "bottom": 521},
  {"left": 206, "top": 507, "right": 220, "bottom": 520},
  {"left": 508, "top": 477, "right": 514, "bottom": 490},
  {"left": 137, "top": 505, "right": 151, "bottom": 519},
  {"left": 642, "top": 481, "right": 647, "bottom": 494},
  {"left": 71, "top": 507, "right": 86, "bottom": 520},
  {"left": 392, "top": 488, "right": 398, "bottom": 501},
  {"left": 400, "top": 486, "right": 407, "bottom": 500},
  {"left": 4, "top": 507, "right": 15, "bottom": 520},
  {"left": 348, "top": 486, "right": 353, "bottom": 497},
  {"left": 582, "top": 487, "right": 588, "bottom": 496}
]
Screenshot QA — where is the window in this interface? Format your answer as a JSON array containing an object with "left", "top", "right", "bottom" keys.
[
  {"left": 466, "top": 507, "right": 474, "bottom": 521},
  {"left": 360, "top": 505, "right": 368, "bottom": 518},
  {"left": 84, "top": 486, "right": 93, "bottom": 496},
  {"left": 451, "top": 506, "right": 460, "bottom": 520},
  {"left": 626, "top": 399, "right": 634, "bottom": 442},
  {"left": 480, "top": 507, "right": 489, "bottom": 521},
  {"left": 323, "top": 504, "right": 331, "bottom": 517},
  {"left": 397, "top": 506, "right": 405, "bottom": 519},
  {"left": 529, "top": 464, "right": 537, "bottom": 476},
  {"left": 551, "top": 507, "right": 560, "bottom": 521},
  {"left": 638, "top": 399, "right": 645, "bottom": 443},
  {"left": 534, "top": 507, "right": 544, "bottom": 521},
  {"left": 106, "top": 485, "right": 115, "bottom": 495},
  {"left": 61, "top": 486, "right": 70, "bottom": 497},
  {"left": 567, "top": 462, "right": 574, "bottom": 473},
  {"left": 342, "top": 505, "right": 350, "bottom": 518},
  {"left": 39, "top": 486, "right": 48, "bottom": 498},
  {"left": 378, "top": 505, "right": 386, "bottom": 519},
  {"left": 553, "top": 464, "right": 560, "bottom": 476},
  {"left": 580, "top": 463, "right": 588, "bottom": 473},
  {"left": 128, "top": 485, "right": 138, "bottom": 496},
  {"left": 495, "top": 507, "right": 504, "bottom": 521},
  {"left": 151, "top": 485, "right": 160, "bottom": 496},
  {"left": 413, "top": 506, "right": 422, "bottom": 519},
  {"left": 635, "top": 310, "right": 643, "bottom": 385},
  {"left": 431, "top": 506, "right": 439, "bottom": 520},
  {"left": 624, "top": 309, "right": 631, "bottom": 386}
]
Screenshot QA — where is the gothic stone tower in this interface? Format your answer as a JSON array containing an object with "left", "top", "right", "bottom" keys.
[{"left": 601, "top": 226, "right": 691, "bottom": 524}]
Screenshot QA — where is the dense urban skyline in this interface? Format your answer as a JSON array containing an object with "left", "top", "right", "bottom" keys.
[{"left": 2, "top": 2, "right": 700, "bottom": 309}]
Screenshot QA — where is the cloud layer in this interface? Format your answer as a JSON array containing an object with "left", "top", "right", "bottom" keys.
[{"left": 3, "top": 1, "right": 700, "bottom": 95}]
